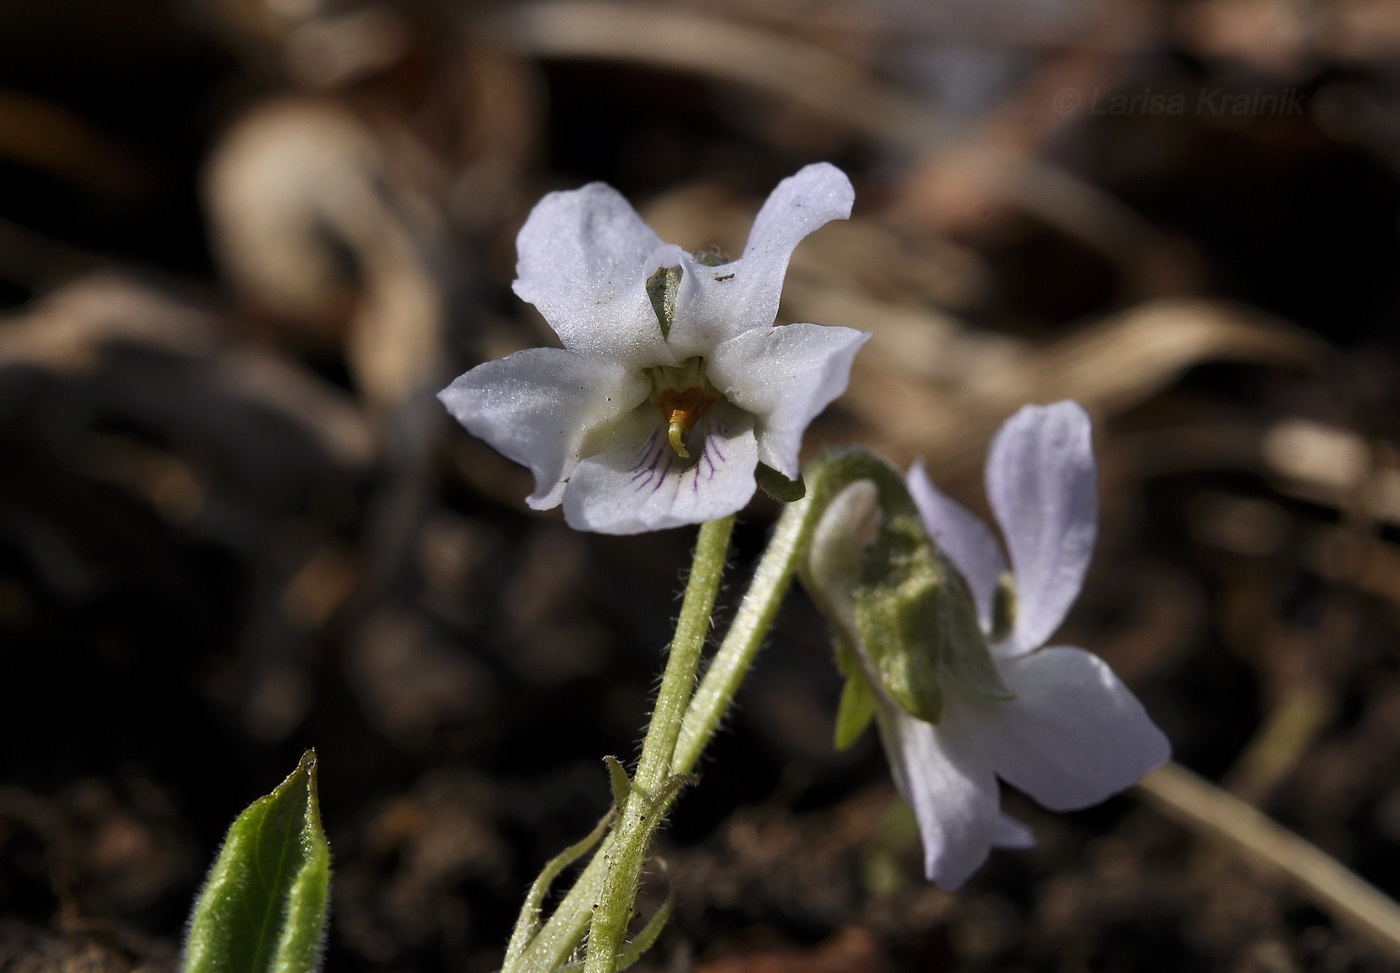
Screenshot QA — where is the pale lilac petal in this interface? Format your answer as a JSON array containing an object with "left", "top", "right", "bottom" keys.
[
  {"left": 563, "top": 402, "right": 759, "bottom": 533},
  {"left": 665, "top": 163, "right": 854, "bottom": 359},
  {"left": 994, "top": 813, "right": 1036, "bottom": 849},
  {"left": 511, "top": 183, "right": 675, "bottom": 365},
  {"left": 986, "top": 402, "right": 1098, "bottom": 655},
  {"left": 707, "top": 323, "right": 869, "bottom": 478},
  {"left": 907, "top": 461, "right": 1008, "bottom": 631},
  {"left": 967, "top": 646, "right": 1171, "bottom": 812},
  {"left": 439, "top": 349, "right": 648, "bottom": 509},
  {"left": 876, "top": 702, "right": 1000, "bottom": 889}
]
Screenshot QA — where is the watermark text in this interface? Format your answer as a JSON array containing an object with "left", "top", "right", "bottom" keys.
[{"left": 1053, "top": 86, "right": 1305, "bottom": 117}]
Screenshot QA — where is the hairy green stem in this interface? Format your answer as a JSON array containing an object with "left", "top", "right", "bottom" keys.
[
  {"left": 583, "top": 514, "right": 734, "bottom": 973},
  {"left": 512, "top": 450, "right": 913, "bottom": 973},
  {"left": 673, "top": 451, "right": 916, "bottom": 776}
]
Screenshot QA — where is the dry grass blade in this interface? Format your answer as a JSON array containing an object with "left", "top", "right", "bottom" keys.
[
  {"left": 1139, "top": 761, "right": 1400, "bottom": 958},
  {"left": 483, "top": 0, "right": 1182, "bottom": 281},
  {"left": 817, "top": 295, "right": 1326, "bottom": 467}
]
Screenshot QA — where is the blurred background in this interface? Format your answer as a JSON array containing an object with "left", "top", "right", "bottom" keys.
[{"left": 2, "top": 0, "right": 1400, "bottom": 969}]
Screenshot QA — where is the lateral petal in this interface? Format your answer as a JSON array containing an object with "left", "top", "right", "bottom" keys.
[
  {"left": 563, "top": 402, "right": 759, "bottom": 534},
  {"left": 439, "top": 349, "right": 648, "bottom": 510},
  {"left": 907, "top": 461, "right": 1008, "bottom": 632},
  {"left": 985, "top": 401, "right": 1098, "bottom": 655},
  {"left": 969, "top": 646, "right": 1171, "bottom": 812},
  {"left": 511, "top": 183, "right": 674, "bottom": 365},
  {"left": 708, "top": 323, "right": 869, "bottom": 478},
  {"left": 876, "top": 702, "right": 1000, "bottom": 890}
]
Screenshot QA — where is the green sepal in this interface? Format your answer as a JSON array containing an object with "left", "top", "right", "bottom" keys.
[
  {"left": 854, "top": 512, "right": 947, "bottom": 723},
  {"left": 756, "top": 463, "right": 806, "bottom": 502},
  {"left": 834, "top": 672, "right": 877, "bottom": 750},
  {"left": 183, "top": 750, "right": 330, "bottom": 973},
  {"left": 645, "top": 265, "right": 683, "bottom": 340},
  {"left": 989, "top": 570, "right": 1017, "bottom": 645},
  {"left": 940, "top": 562, "right": 1013, "bottom": 701},
  {"left": 831, "top": 640, "right": 877, "bottom": 749}
]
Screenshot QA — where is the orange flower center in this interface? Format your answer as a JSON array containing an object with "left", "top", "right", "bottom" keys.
[{"left": 655, "top": 386, "right": 717, "bottom": 458}]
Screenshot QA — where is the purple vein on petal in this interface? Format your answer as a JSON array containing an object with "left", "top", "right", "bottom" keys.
[
  {"left": 650, "top": 451, "right": 674, "bottom": 496},
  {"left": 628, "top": 427, "right": 665, "bottom": 491}
]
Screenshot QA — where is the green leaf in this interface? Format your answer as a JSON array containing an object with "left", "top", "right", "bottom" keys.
[
  {"left": 183, "top": 750, "right": 331, "bottom": 973},
  {"left": 756, "top": 463, "right": 806, "bottom": 502},
  {"left": 645, "top": 265, "right": 683, "bottom": 339}
]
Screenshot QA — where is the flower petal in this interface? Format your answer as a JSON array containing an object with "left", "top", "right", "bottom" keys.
[
  {"left": 876, "top": 702, "right": 1000, "bottom": 889},
  {"left": 994, "top": 813, "right": 1036, "bottom": 849},
  {"left": 439, "top": 349, "right": 648, "bottom": 509},
  {"left": 907, "top": 461, "right": 1008, "bottom": 631},
  {"left": 511, "top": 183, "right": 675, "bottom": 365},
  {"left": 563, "top": 402, "right": 759, "bottom": 533},
  {"left": 707, "top": 323, "right": 869, "bottom": 478},
  {"left": 739, "top": 162, "right": 854, "bottom": 320},
  {"left": 985, "top": 401, "right": 1098, "bottom": 655},
  {"left": 968, "top": 646, "right": 1171, "bottom": 812},
  {"left": 665, "top": 163, "right": 854, "bottom": 359}
]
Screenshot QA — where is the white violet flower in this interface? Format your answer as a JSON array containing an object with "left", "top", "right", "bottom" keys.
[
  {"left": 854, "top": 401, "right": 1170, "bottom": 888},
  {"left": 440, "top": 163, "right": 869, "bottom": 534}
]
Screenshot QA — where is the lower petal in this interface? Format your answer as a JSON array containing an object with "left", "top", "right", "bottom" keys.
[
  {"left": 438, "top": 348, "right": 647, "bottom": 509},
  {"left": 563, "top": 402, "right": 759, "bottom": 534},
  {"left": 876, "top": 702, "right": 1000, "bottom": 889},
  {"left": 708, "top": 323, "right": 869, "bottom": 478},
  {"left": 969, "top": 646, "right": 1171, "bottom": 812}
]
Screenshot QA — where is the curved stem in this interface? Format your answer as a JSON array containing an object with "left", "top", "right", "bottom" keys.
[
  {"left": 514, "top": 450, "right": 914, "bottom": 973},
  {"left": 673, "top": 451, "right": 915, "bottom": 775},
  {"left": 583, "top": 514, "right": 734, "bottom": 973}
]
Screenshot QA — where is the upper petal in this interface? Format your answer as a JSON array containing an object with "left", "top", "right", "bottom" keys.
[
  {"left": 740, "top": 162, "right": 854, "bottom": 319},
  {"left": 562, "top": 402, "right": 759, "bottom": 533},
  {"left": 664, "top": 164, "right": 854, "bottom": 359},
  {"left": 967, "top": 646, "right": 1171, "bottom": 812},
  {"left": 985, "top": 401, "right": 1098, "bottom": 655},
  {"left": 707, "top": 322, "right": 869, "bottom": 478},
  {"left": 907, "top": 461, "right": 1008, "bottom": 632},
  {"left": 875, "top": 701, "right": 1000, "bottom": 889},
  {"left": 511, "top": 183, "right": 674, "bottom": 365},
  {"left": 439, "top": 348, "right": 649, "bottom": 509}
]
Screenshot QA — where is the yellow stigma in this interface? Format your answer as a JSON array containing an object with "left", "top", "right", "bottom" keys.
[
  {"left": 655, "top": 386, "right": 716, "bottom": 459},
  {"left": 667, "top": 415, "right": 690, "bottom": 458}
]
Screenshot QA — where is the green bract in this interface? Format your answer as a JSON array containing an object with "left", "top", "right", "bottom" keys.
[{"left": 183, "top": 750, "right": 331, "bottom": 973}]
